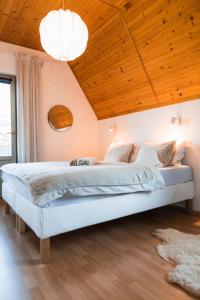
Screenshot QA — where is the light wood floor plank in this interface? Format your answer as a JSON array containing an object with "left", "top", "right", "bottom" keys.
[{"left": 0, "top": 201, "right": 195, "bottom": 299}]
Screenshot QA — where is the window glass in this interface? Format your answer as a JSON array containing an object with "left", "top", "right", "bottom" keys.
[{"left": 0, "top": 82, "right": 12, "bottom": 157}]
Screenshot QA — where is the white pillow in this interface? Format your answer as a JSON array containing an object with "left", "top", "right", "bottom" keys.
[
  {"left": 129, "top": 143, "right": 140, "bottom": 163},
  {"left": 145, "top": 140, "right": 185, "bottom": 165},
  {"left": 134, "top": 143, "right": 162, "bottom": 167},
  {"left": 104, "top": 143, "right": 132, "bottom": 163},
  {"left": 145, "top": 140, "right": 176, "bottom": 167}
]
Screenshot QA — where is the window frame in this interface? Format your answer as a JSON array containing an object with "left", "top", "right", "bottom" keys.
[{"left": 0, "top": 73, "right": 17, "bottom": 162}]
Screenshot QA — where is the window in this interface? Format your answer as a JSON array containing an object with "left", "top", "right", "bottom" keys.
[{"left": 0, "top": 75, "right": 16, "bottom": 161}]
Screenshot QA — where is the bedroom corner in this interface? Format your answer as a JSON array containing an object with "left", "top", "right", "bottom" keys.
[{"left": 1, "top": 1, "right": 200, "bottom": 299}]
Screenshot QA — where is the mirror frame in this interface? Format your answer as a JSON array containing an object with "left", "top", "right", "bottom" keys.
[{"left": 48, "top": 105, "right": 73, "bottom": 132}]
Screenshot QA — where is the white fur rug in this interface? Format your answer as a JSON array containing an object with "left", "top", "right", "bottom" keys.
[{"left": 153, "top": 228, "right": 200, "bottom": 298}]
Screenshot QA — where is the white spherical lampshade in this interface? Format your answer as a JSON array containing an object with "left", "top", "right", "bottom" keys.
[{"left": 39, "top": 9, "right": 88, "bottom": 61}]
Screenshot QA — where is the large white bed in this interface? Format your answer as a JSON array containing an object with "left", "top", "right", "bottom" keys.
[{"left": 1, "top": 162, "right": 194, "bottom": 263}]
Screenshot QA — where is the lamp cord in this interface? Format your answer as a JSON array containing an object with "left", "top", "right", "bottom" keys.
[{"left": 63, "top": 0, "right": 64, "bottom": 10}]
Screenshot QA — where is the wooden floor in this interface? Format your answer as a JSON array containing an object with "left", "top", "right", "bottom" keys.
[{"left": 0, "top": 202, "right": 198, "bottom": 300}]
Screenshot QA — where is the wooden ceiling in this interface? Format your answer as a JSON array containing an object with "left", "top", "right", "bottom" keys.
[{"left": 0, "top": 0, "right": 200, "bottom": 119}]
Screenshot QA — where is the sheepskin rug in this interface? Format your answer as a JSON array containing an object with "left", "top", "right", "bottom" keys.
[{"left": 153, "top": 228, "right": 200, "bottom": 298}]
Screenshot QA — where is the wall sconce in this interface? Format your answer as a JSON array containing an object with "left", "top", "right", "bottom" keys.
[
  {"left": 109, "top": 125, "right": 116, "bottom": 133},
  {"left": 170, "top": 113, "right": 183, "bottom": 141},
  {"left": 171, "top": 114, "right": 182, "bottom": 126}
]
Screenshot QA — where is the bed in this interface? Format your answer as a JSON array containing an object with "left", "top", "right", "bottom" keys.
[{"left": 1, "top": 162, "right": 194, "bottom": 263}]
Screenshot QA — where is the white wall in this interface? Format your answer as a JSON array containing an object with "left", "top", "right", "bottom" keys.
[
  {"left": 0, "top": 42, "right": 98, "bottom": 161},
  {"left": 98, "top": 101, "right": 200, "bottom": 211},
  {"left": 39, "top": 62, "right": 98, "bottom": 161}
]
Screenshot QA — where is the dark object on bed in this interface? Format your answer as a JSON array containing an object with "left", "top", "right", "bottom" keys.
[{"left": 70, "top": 159, "right": 90, "bottom": 166}]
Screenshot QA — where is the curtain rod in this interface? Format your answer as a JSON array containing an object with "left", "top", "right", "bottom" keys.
[{"left": 0, "top": 42, "right": 65, "bottom": 65}]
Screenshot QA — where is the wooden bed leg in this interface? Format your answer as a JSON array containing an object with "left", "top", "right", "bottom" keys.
[
  {"left": 186, "top": 199, "right": 193, "bottom": 215},
  {"left": 16, "top": 214, "right": 19, "bottom": 231},
  {"left": 40, "top": 238, "right": 51, "bottom": 264},
  {"left": 4, "top": 201, "right": 10, "bottom": 215},
  {"left": 18, "top": 216, "right": 26, "bottom": 234}
]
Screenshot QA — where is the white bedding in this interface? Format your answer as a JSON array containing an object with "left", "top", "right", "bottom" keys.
[{"left": 1, "top": 161, "right": 164, "bottom": 207}]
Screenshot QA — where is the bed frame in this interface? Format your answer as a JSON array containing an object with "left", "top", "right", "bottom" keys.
[{"left": 2, "top": 181, "right": 194, "bottom": 263}]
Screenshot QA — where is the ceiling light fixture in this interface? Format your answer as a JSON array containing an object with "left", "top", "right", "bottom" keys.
[{"left": 39, "top": 1, "right": 88, "bottom": 62}]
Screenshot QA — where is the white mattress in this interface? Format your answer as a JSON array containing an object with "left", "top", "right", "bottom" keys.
[
  {"left": 1, "top": 165, "right": 193, "bottom": 208},
  {"left": 158, "top": 165, "right": 192, "bottom": 186}
]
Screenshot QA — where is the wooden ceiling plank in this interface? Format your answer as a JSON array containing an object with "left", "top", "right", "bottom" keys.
[
  {"left": 1, "top": 0, "right": 200, "bottom": 119},
  {"left": 123, "top": 0, "right": 199, "bottom": 46},
  {"left": 0, "top": 0, "right": 25, "bottom": 36},
  {"left": 71, "top": 12, "right": 156, "bottom": 118},
  {"left": 97, "top": 0, "right": 129, "bottom": 10},
  {"left": 120, "top": 0, "right": 200, "bottom": 109},
  {"left": 137, "top": 9, "right": 200, "bottom": 62},
  {"left": 120, "top": 13, "right": 159, "bottom": 103},
  {"left": 0, "top": 0, "right": 116, "bottom": 50}
]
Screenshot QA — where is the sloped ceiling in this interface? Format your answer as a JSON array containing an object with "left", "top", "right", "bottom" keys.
[{"left": 0, "top": 0, "right": 200, "bottom": 119}]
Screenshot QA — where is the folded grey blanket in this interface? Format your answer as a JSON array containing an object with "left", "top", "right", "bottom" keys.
[
  {"left": 70, "top": 157, "right": 99, "bottom": 166},
  {"left": 70, "top": 159, "right": 90, "bottom": 166},
  {"left": 1, "top": 162, "right": 165, "bottom": 207}
]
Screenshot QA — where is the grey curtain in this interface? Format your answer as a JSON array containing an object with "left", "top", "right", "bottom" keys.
[{"left": 16, "top": 53, "right": 43, "bottom": 163}]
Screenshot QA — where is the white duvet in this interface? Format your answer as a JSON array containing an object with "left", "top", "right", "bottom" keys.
[{"left": 1, "top": 162, "right": 165, "bottom": 207}]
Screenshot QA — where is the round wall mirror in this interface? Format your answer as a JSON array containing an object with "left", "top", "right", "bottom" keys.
[{"left": 48, "top": 105, "right": 73, "bottom": 132}]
